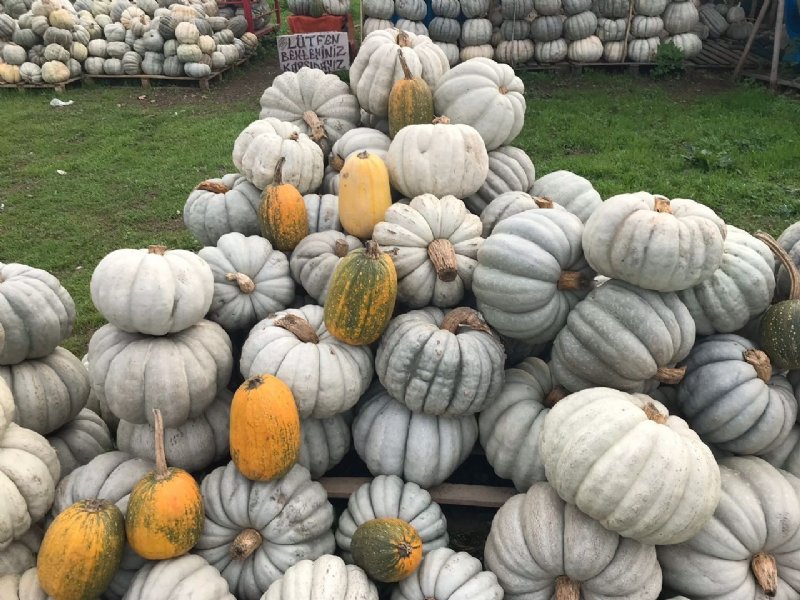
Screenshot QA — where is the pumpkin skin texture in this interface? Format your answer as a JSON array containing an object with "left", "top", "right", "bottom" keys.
[
  {"left": 350, "top": 518, "right": 422, "bottom": 583},
  {"left": 480, "top": 193, "right": 562, "bottom": 238},
  {"left": 38, "top": 499, "right": 125, "bottom": 600},
  {"left": 540, "top": 388, "right": 721, "bottom": 545},
  {"left": 372, "top": 195, "right": 483, "bottom": 309},
  {"left": 261, "top": 555, "right": 378, "bottom": 600},
  {"left": 376, "top": 307, "right": 505, "bottom": 415},
  {"left": 529, "top": 169, "right": 602, "bottom": 224},
  {"left": 484, "top": 482, "right": 662, "bottom": 600},
  {"left": 303, "top": 194, "right": 342, "bottom": 233},
  {"left": 388, "top": 49, "right": 435, "bottom": 139},
  {"left": 551, "top": 279, "right": 696, "bottom": 392},
  {"left": 678, "top": 226, "right": 775, "bottom": 335},
  {"left": 479, "top": 357, "right": 562, "bottom": 492},
  {"left": 289, "top": 232, "right": 364, "bottom": 304},
  {"left": 678, "top": 334, "right": 796, "bottom": 456},
  {"left": 324, "top": 241, "right": 398, "bottom": 346},
  {"left": 0, "top": 423, "right": 59, "bottom": 550},
  {"left": 47, "top": 408, "right": 114, "bottom": 478},
  {"left": 386, "top": 117, "right": 490, "bottom": 200},
  {"left": 259, "top": 158, "right": 309, "bottom": 252},
  {"left": 658, "top": 456, "right": 800, "bottom": 599},
  {"left": 122, "top": 554, "right": 236, "bottom": 600},
  {"left": 0, "top": 527, "right": 41, "bottom": 577},
  {"left": 392, "top": 547, "right": 503, "bottom": 600},
  {"left": 473, "top": 208, "right": 594, "bottom": 344},
  {"left": 582, "top": 192, "right": 727, "bottom": 292},
  {"left": 353, "top": 383, "right": 478, "bottom": 488},
  {"left": 336, "top": 475, "right": 449, "bottom": 563},
  {"left": 229, "top": 374, "right": 301, "bottom": 482},
  {"left": 465, "top": 146, "right": 536, "bottom": 216},
  {"left": 87, "top": 319, "right": 233, "bottom": 428},
  {"left": 758, "top": 232, "right": 800, "bottom": 370},
  {"left": 90, "top": 245, "right": 214, "bottom": 336},
  {"left": 258, "top": 67, "right": 361, "bottom": 156},
  {"left": 0, "top": 378, "right": 13, "bottom": 439},
  {"left": 0, "top": 346, "right": 90, "bottom": 435},
  {"left": 198, "top": 232, "right": 295, "bottom": 333},
  {"left": 433, "top": 57, "right": 524, "bottom": 151},
  {"left": 183, "top": 174, "right": 263, "bottom": 246},
  {"left": 298, "top": 414, "right": 351, "bottom": 479},
  {"left": 239, "top": 305, "right": 373, "bottom": 419},
  {"left": 0, "top": 263, "right": 75, "bottom": 366},
  {"left": 195, "top": 462, "right": 335, "bottom": 600},
  {"left": 338, "top": 151, "right": 392, "bottom": 239}
]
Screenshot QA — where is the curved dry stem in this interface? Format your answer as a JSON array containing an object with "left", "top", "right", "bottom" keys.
[
  {"left": 440, "top": 307, "right": 492, "bottom": 335},
  {"left": 756, "top": 231, "right": 800, "bottom": 301}
]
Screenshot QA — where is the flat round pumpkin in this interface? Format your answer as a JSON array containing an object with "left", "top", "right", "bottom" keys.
[
  {"left": 261, "top": 555, "right": 378, "bottom": 600},
  {"left": 464, "top": 147, "right": 536, "bottom": 217},
  {"left": 392, "top": 547, "right": 503, "bottom": 600},
  {"left": 529, "top": 169, "right": 602, "bottom": 223},
  {"left": 350, "top": 518, "right": 422, "bottom": 583},
  {"left": 183, "top": 175, "right": 263, "bottom": 246},
  {"left": 47, "top": 408, "right": 114, "bottom": 478},
  {"left": 289, "top": 232, "right": 364, "bottom": 304},
  {"left": 123, "top": 554, "right": 236, "bottom": 600}
]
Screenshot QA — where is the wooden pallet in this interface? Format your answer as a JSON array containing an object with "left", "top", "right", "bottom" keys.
[
  {"left": 0, "top": 76, "right": 82, "bottom": 93},
  {"left": 82, "top": 57, "right": 249, "bottom": 91},
  {"left": 740, "top": 70, "right": 800, "bottom": 90}
]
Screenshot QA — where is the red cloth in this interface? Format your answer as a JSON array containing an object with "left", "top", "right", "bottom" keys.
[{"left": 287, "top": 14, "right": 347, "bottom": 34}]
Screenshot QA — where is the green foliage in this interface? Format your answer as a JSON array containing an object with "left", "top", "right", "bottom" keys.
[
  {"left": 682, "top": 139, "right": 736, "bottom": 171},
  {"left": 652, "top": 42, "right": 685, "bottom": 80}
]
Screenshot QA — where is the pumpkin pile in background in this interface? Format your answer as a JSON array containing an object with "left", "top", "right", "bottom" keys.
[
  {"left": 3, "top": 31, "right": 800, "bottom": 600},
  {"left": 0, "top": 0, "right": 260, "bottom": 85}
]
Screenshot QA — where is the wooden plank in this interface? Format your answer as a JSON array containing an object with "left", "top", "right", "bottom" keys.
[
  {"left": 741, "top": 71, "right": 800, "bottom": 89},
  {"left": 0, "top": 76, "right": 82, "bottom": 91},
  {"left": 734, "top": 0, "right": 772, "bottom": 79},
  {"left": 320, "top": 477, "right": 517, "bottom": 508}
]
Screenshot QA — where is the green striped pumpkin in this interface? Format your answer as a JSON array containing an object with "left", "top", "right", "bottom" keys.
[{"left": 388, "top": 49, "right": 435, "bottom": 139}]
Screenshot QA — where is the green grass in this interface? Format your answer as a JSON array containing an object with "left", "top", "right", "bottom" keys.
[{"left": 1, "top": 69, "right": 799, "bottom": 357}]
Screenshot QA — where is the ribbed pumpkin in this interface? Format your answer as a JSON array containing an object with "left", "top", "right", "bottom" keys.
[
  {"left": 258, "top": 157, "right": 309, "bottom": 252},
  {"left": 338, "top": 151, "right": 392, "bottom": 239},
  {"left": 37, "top": 499, "right": 125, "bottom": 600},
  {"left": 125, "top": 409, "right": 204, "bottom": 560},
  {"left": 350, "top": 518, "right": 423, "bottom": 583},
  {"left": 759, "top": 232, "right": 800, "bottom": 370},
  {"left": 229, "top": 374, "right": 301, "bottom": 481},
  {"left": 388, "top": 48, "right": 434, "bottom": 139},
  {"left": 324, "top": 240, "right": 398, "bottom": 345}
]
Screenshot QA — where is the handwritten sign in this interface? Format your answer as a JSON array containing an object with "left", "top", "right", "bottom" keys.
[{"left": 277, "top": 32, "right": 350, "bottom": 73}]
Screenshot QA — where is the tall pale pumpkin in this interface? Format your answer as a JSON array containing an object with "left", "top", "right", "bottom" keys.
[
  {"left": 338, "top": 151, "right": 392, "bottom": 239},
  {"left": 388, "top": 48, "right": 434, "bottom": 138},
  {"left": 125, "top": 409, "right": 205, "bottom": 560},
  {"left": 258, "top": 157, "right": 309, "bottom": 252}
]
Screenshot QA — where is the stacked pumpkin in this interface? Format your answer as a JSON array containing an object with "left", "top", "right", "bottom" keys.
[{"left": 286, "top": 0, "right": 350, "bottom": 19}]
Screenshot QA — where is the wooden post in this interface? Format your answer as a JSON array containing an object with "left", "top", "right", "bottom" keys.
[
  {"left": 770, "top": 0, "right": 785, "bottom": 90},
  {"left": 733, "top": 0, "right": 773, "bottom": 79}
]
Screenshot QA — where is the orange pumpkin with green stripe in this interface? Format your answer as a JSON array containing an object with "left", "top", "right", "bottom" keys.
[
  {"left": 350, "top": 517, "right": 423, "bottom": 582},
  {"left": 258, "top": 155, "right": 309, "bottom": 251},
  {"left": 324, "top": 240, "right": 397, "bottom": 345},
  {"left": 388, "top": 48, "right": 434, "bottom": 139},
  {"left": 37, "top": 498, "right": 125, "bottom": 600},
  {"left": 229, "top": 373, "right": 301, "bottom": 481},
  {"left": 125, "top": 409, "right": 205, "bottom": 560}
]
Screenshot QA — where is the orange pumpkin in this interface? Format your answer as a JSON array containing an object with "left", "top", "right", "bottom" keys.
[
  {"left": 338, "top": 151, "right": 392, "bottom": 239},
  {"left": 125, "top": 409, "right": 205, "bottom": 560},
  {"left": 229, "top": 374, "right": 301, "bottom": 481},
  {"left": 350, "top": 517, "right": 423, "bottom": 582},
  {"left": 258, "top": 156, "right": 309, "bottom": 251},
  {"left": 37, "top": 499, "right": 125, "bottom": 600}
]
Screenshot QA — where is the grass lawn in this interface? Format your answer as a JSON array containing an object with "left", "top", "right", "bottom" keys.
[{"left": 1, "top": 64, "right": 799, "bottom": 357}]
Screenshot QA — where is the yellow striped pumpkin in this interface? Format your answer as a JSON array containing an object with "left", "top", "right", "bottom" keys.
[{"left": 388, "top": 49, "right": 434, "bottom": 139}]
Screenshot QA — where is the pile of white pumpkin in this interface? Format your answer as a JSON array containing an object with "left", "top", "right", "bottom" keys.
[
  {"left": 362, "top": 0, "right": 706, "bottom": 66},
  {"left": 698, "top": 0, "right": 754, "bottom": 40},
  {"left": 0, "top": 0, "right": 259, "bottom": 85},
  {"left": 5, "top": 32, "right": 800, "bottom": 600}
]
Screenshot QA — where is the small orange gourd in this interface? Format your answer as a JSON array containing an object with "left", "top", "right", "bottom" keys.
[
  {"left": 350, "top": 517, "right": 423, "bottom": 582},
  {"left": 37, "top": 499, "right": 126, "bottom": 600},
  {"left": 258, "top": 155, "right": 309, "bottom": 251},
  {"left": 388, "top": 48, "right": 434, "bottom": 139},
  {"left": 338, "top": 151, "right": 392, "bottom": 239},
  {"left": 125, "top": 409, "right": 205, "bottom": 560},
  {"left": 229, "top": 373, "right": 301, "bottom": 481}
]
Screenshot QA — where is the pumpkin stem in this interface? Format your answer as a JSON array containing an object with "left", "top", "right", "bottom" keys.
[
  {"left": 273, "top": 157, "right": 285, "bottom": 186},
  {"left": 397, "top": 30, "right": 411, "bottom": 47},
  {"left": 428, "top": 238, "right": 458, "bottom": 283},
  {"left": 756, "top": 231, "right": 800, "bottom": 301},
  {"left": 330, "top": 154, "right": 345, "bottom": 172},
  {"left": 357, "top": 150, "right": 370, "bottom": 160},
  {"left": 440, "top": 307, "right": 492, "bottom": 335},
  {"left": 302, "top": 110, "right": 327, "bottom": 143},
  {"left": 397, "top": 48, "right": 413, "bottom": 80},
  {"left": 152, "top": 409, "right": 169, "bottom": 480},
  {"left": 245, "top": 375, "right": 263, "bottom": 391},
  {"left": 334, "top": 238, "right": 350, "bottom": 258},
  {"left": 81, "top": 498, "right": 109, "bottom": 513},
  {"left": 499, "top": 85, "right": 509, "bottom": 94},
  {"left": 365, "top": 239, "right": 383, "bottom": 259},
  {"left": 752, "top": 552, "right": 778, "bottom": 596},
  {"left": 230, "top": 528, "right": 263, "bottom": 561},
  {"left": 653, "top": 196, "right": 672, "bottom": 214},
  {"left": 432, "top": 116, "right": 450, "bottom": 125},
  {"left": 554, "top": 575, "right": 580, "bottom": 600},
  {"left": 274, "top": 313, "right": 320, "bottom": 344},
  {"left": 289, "top": 131, "right": 300, "bottom": 142},
  {"left": 225, "top": 272, "right": 256, "bottom": 294},
  {"left": 533, "top": 196, "right": 554, "bottom": 209},
  {"left": 642, "top": 402, "right": 668, "bottom": 425},
  {"left": 557, "top": 271, "right": 592, "bottom": 291},
  {"left": 654, "top": 365, "right": 686, "bottom": 384},
  {"left": 543, "top": 386, "right": 568, "bottom": 408},
  {"left": 196, "top": 180, "right": 229, "bottom": 193},
  {"left": 148, "top": 244, "right": 167, "bottom": 255},
  {"left": 744, "top": 348, "right": 773, "bottom": 382}
]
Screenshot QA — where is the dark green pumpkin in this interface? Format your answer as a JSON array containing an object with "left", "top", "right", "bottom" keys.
[
  {"left": 350, "top": 517, "right": 423, "bottom": 583},
  {"left": 388, "top": 49, "right": 435, "bottom": 139},
  {"left": 757, "top": 231, "right": 800, "bottom": 369}
]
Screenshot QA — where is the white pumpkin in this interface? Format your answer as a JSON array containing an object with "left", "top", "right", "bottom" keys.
[
  {"left": 0, "top": 528, "right": 41, "bottom": 577},
  {"left": 459, "top": 43, "right": 495, "bottom": 61},
  {"left": 46, "top": 408, "right": 113, "bottom": 478},
  {"left": 567, "top": 35, "right": 603, "bottom": 61},
  {"left": 123, "top": 555, "right": 235, "bottom": 600},
  {"left": 392, "top": 548, "right": 503, "bottom": 600},
  {"left": 667, "top": 32, "right": 703, "bottom": 58},
  {"left": 303, "top": 194, "right": 342, "bottom": 233},
  {"left": 663, "top": 0, "right": 699, "bottom": 34},
  {"left": 298, "top": 413, "right": 351, "bottom": 479},
  {"left": 534, "top": 38, "right": 568, "bottom": 63},
  {"left": 628, "top": 36, "right": 660, "bottom": 61},
  {"left": 464, "top": 146, "right": 536, "bottom": 216},
  {"left": 261, "top": 556, "right": 378, "bottom": 600}
]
